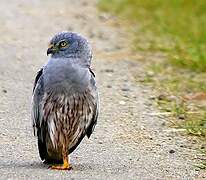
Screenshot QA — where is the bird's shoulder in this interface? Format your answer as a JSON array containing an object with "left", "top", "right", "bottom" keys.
[
  {"left": 33, "top": 67, "right": 44, "bottom": 93},
  {"left": 89, "top": 67, "right": 95, "bottom": 78}
]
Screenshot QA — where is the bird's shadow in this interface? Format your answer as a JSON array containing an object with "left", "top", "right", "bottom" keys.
[
  {"left": 0, "top": 160, "right": 47, "bottom": 170},
  {"left": 0, "top": 160, "right": 99, "bottom": 172}
]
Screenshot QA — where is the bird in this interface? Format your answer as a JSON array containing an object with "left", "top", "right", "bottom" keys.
[{"left": 31, "top": 32, "right": 99, "bottom": 170}]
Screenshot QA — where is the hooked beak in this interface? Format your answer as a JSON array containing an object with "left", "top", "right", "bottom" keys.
[
  {"left": 47, "top": 44, "right": 58, "bottom": 56},
  {"left": 47, "top": 47, "right": 54, "bottom": 56}
]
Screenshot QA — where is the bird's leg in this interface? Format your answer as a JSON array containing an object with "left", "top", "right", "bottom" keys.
[{"left": 51, "top": 144, "right": 72, "bottom": 170}]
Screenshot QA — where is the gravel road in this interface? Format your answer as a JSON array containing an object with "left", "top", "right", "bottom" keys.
[{"left": 0, "top": 0, "right": 204, "bottom": 179}]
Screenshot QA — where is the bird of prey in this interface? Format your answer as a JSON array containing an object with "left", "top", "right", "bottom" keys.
[{"left": 31, "top": 32, "right": 99, "bottom": 170}]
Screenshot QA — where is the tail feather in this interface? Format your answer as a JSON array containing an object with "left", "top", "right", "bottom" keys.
[
  {"left": 37, "top": 129, "right": 48, "bottom": 162},
  {"left": 37, "top": 129, "right": 63, "bottom": 164}
]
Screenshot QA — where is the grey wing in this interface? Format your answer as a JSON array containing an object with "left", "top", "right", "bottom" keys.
[
  {"left": 31, "top": 68, "right": 50, "bottom": 161},
  {"left": 85, "top": 72, "right": 99, "bottom": 138},
  {"left": 68, "top": 75, "right": 99, "bottom": 154},
  {"left": 31, "top": 68, "right": 44, "bottom": 136},
  {"left": 33, "top": 68, "right": 43, "bottom": 93}
]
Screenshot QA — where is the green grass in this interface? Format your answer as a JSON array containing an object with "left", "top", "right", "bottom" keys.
[
  {"left": 179, "top": 114, "right": 206, "bottom": 137},
  {"left": 98, "top": 0, "right": 206, "bottom": 72},
  {"left": 99, "top": 0, "right": 206, "bottom": 145},
  {"left": 146, "top": 63, "right": 206, "bottom": 93},
  {"left": 99, "top": 0, "right": 206, "bottom": 169}
]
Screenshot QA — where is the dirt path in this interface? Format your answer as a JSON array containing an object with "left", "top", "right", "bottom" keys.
[{"left": 0, "top": 0, "right": 204, "bottom": 179}]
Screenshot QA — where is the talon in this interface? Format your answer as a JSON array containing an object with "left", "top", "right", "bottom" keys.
[
  {"left": 50, "top": 149, "right": 72, "bottom": 170},
  {"left": 51, "top": 165, "right": 72, "bottom": 170}
]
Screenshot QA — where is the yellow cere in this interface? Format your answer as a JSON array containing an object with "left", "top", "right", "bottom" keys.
[{"left": 48, "top": 43, "right": 54, "bottom": 49}]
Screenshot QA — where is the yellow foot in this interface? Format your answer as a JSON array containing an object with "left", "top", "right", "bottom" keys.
[{"left": 51, "top": 165, "right": 72, "bottom": 170}]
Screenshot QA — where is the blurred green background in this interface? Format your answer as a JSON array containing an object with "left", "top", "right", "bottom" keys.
[
  {"left": 99, "top": 0, "right": 206, "bottom": 145},
  {"left": 99, "top": 0, "right": 206, "bottom": 71}
]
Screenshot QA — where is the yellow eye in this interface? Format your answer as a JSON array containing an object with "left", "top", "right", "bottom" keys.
[{"left": 59, "top": 41, "right": 68, "bottom": 47}]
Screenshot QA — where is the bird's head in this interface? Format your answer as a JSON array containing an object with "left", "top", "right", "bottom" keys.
[{"left": 47, "top": 32, "right": 92, "bottom": 61}]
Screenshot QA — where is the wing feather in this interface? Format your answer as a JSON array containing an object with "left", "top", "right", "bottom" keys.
[
  {"left": 68, "top": 74, "right": 99, "bottom": 153},
  {"left": 31, "top": 68, "right": 50, "bottom": 161},
  {"left": 31, "top": 68, "right": 44, "bottom": 136},
  {"left": 85, "top": 74, "right": 99, "bottom": 138}
]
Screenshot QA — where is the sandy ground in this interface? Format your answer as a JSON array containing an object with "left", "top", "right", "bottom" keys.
[{"left": 0, "top": 0, "right": 204, "bottom": 179}]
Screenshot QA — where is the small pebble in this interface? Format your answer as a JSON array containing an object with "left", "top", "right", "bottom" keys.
[
  {"left": 149, "top": 95, "right": 156, "bottom": 100},
  {"left": 169, "top": 149, "right": 175, "bottom": 154},
  {"left": 142, "top": 90, "right": 149, "bottom": 93},
  {"left": 107, "top": 85, "right": 112, "bottom": 88},
  {"left": 146, "top": 71, "right": 154, "bottom": 77},
  {"left": 119, "top": 101, "right": 126, "bottom": 105},
  {"left": 178, "top": 114, "right": 185, "bottom": 120},
  {"left": 105, "top": 69, "right": 114, "bottom": 73},
  {"left": 167, "top": 95, "right": 178, "bottom": 101},
  {"left": 180, "top": 145, "right": 186, "bottom": 148},
  {"left": 145, "top": 102, "right": 152, "bottom": 106},
  {"left": 158, "top": 94, "right": 168, "bottom": 101},
  {"left": 200, "top": 146, "right": 205, "bottom": 149},
  {"left": 121, "top": 87, "right": 130, "bottom": 92},
  {"left": 140, "top": 126, "right": 145, "bottom": 130},
  {"left": 2, "top": 89, "right": 7, "bottom": 93},
  {"left": 161, "top": 122, "right": 166, "bottom": 126},
  {"left": 122, "top": 94, "right": 129, "bottom": 98}
]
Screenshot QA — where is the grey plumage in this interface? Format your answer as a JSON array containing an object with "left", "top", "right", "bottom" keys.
[{"left": 31, "top": 32, "right": 99, "bottom": 167}]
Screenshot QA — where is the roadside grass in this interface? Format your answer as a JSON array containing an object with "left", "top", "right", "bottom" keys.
[
  {"left": 98, "top": 0, "right": 206, "bottom": 72},
  {"left": 141, "top": 64, "right": 206, "bottom": 137},
  {"left": 98, "top": 0, "right": 206, "bottom": 146}
]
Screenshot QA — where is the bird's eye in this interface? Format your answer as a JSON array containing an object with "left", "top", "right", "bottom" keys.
[{"left": 59, "top": 41, "right": 68, "bottom": 48}]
